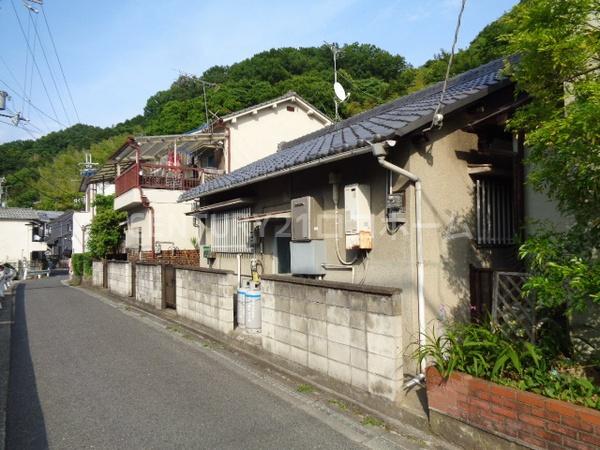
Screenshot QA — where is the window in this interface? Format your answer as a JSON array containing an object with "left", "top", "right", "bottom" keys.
[
  {"left": 286, "top": 106, "right": 295, "bottom": 112},
  {"left": 210, "top": 207, "right": 253, "bottom": 253},
  {"left": 475, "top": 178, "right": 515, "bottom": 246}
]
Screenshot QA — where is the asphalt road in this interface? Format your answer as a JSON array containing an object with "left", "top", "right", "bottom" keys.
[{"left": 5, "top": 277, "right": 403, "bottom": 450}]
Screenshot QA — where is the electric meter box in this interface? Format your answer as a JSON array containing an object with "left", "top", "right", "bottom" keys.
[
  {"left": 291, "top": 196, "right": 323, "bottom": 242},
  {"left": 290, "top": 241, "right": 326, "bottom": 275},
  {"left": 344, "top": 184, "right": 373, "bottom": 250}
]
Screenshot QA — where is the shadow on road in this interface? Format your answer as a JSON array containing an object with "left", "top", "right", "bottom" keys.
[{"left": 6, "top": 283, "right": 49, "bottom": 449}]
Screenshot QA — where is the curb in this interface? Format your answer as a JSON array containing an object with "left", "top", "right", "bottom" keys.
[{"left": 71, "top": 283, "right": 458, "bottom": 450}]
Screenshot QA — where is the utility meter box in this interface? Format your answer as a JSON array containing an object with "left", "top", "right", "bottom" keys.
[
  {"left": 291, "top": 196, "right": 323, "bottom": 242},
  {"left": 290, "top": 241, "right": 326, "bottom": 275},
  {"left": 344, "top": 184, "right": 372, "bottom": 250}
]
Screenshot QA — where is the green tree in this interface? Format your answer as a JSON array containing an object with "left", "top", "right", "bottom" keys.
[
  {"left": 87, "top": 195, "right": 126, "bottom": 259},
  {"left": 506, "top": 0, "right": 600, "bottom": 317}
]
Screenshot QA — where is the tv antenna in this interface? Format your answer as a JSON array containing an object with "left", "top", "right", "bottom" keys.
[
  {"left": 325, "top": 42, "right": 350, "bottom": 121},
  {"left": 79, "top": 153, "right": 99, "bottom": 177},
  {"left": 176, "top": 70, "right": 218, "bottom": 132}
]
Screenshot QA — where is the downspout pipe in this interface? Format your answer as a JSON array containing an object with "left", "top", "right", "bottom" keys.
[{"left": 370, "top": 142, "right": 426, "bottom": 380}]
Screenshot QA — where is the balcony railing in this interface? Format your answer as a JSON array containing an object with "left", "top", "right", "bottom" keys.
[{"left": 115, "top": 163, "right": 224, "bottom": 197}]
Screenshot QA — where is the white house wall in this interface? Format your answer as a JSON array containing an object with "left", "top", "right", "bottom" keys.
[
  {"left": 229, "top": 101, "right": 329, "bottom": 171},
  {"left": 124, "top": 189, "right": 196, "bottom": 252},
  {"left": 72, "top": 211, "right": 92, "bottom": 254},
  {"left": 0, "top": 220, "right": 47, "bottom": 263}
]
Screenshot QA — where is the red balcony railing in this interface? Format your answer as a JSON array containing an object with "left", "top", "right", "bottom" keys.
[{"left": 115, "top": 163, "right": 223, "bottom": 197}]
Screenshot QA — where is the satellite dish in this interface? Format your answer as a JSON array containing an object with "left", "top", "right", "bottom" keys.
[{"left": 334, "top": 82, "right": 348, "bottom": 102}]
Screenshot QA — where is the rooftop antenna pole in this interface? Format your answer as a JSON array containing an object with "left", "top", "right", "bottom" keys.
[{"left": 325, "top": 42, "right": 349, "bottom": 122}]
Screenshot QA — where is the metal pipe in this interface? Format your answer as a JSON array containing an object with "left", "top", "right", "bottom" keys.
[
  {"left": 321, "top": 263, "right": 355, "bottom": 283},
  {"left": 370, "top": 142, "right": 426, "bottom": 376},
  {"left": 237, "top": 253, "right": 242, "bottom": 288}
]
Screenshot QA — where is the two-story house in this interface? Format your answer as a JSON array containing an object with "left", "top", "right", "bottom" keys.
[{"left": 109, "top": 92, "right": 332, "bottom": 263}]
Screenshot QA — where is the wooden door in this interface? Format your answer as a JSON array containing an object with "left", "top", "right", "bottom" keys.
[{"left": 163, "top": 265, "right": 176, "bottom": 309}]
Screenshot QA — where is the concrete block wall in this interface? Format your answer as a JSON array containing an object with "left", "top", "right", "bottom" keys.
[
  {"left": 135, "top": 263, "right": 163, "bottom": 309},
  {"left": 261, "top": 275, "right": 403, "bottom": 403},
  {"left": 107, "top": 261, "right": 132, "bottom": 297},
  {"left": 92, "top": 261, "right": 103, "bottom": 287},
  {"left": 175, "top": 267, "right": 236, "bottom": 334}
]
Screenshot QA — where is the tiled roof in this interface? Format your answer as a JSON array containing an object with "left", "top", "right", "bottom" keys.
[
  {"left": 0, "top": 208, "right": 62, "bottom": 222},
  {"left": 180, "top": 57, "right": 513, "bottom": 202}
]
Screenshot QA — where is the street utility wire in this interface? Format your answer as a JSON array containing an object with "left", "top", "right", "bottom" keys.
[
  {"left": 0, "top": 76, "right": 67, "bottom": 128},
  {"left": 425, "top": 0, "right": 467, "bottom": 132},
  {"left": 9, "top": 0, "right": 61, "bottom": 126},
  {"left": 28, "top": 7, "right": 71, "bottom": 125},
  {"left": 41, "top": 4, "right": 80, "bottom": 123}
]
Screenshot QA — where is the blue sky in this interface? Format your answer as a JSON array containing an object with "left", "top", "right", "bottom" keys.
[{"left": 0, "top": 0, "right": 518, "bottom": 144}]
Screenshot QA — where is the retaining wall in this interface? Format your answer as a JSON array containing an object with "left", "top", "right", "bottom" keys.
[
  {"left": 175, "top": 267, "right": 236, "bottom": 334},
  {"left": 135, "top": 263, "right": 163, "bottom": 309},
  {"left": 260, "top": 275, "right": 403, "bottom": 403},
  {"left": 426, "top": 366, "right": 600, "bottom": 450},
  {"left": 92, "top": 261, "right": 103, "bottom": 287},
  {"left": 107, "top": 261, "right": 132, "bottom": 297}
]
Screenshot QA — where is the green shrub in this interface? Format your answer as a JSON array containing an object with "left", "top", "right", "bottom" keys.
[
  {"left": 82, "top": 253, "right": 93, "bottom": 278},
  {"left": 417, "top": 322, "right": 600, "bottom": 410},
  {"left": 71, "top": 253, "right": 84, "bottom": 277}
]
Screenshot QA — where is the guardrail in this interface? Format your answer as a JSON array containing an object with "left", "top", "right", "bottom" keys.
[{"left": 0, "top": 268, "right": 16, "bottom": 300}]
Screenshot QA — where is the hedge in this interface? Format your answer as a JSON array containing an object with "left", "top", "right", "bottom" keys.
[{"left": 72, "top": 253, "right": 93, "bottom": 278}]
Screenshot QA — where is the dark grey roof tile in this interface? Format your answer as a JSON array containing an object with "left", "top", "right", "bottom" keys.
[{"left": 179, "top": 56, "right": 514, "bottom": 202}]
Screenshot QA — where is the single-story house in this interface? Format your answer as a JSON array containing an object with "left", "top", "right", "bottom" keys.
[
  {"left": 108, "top": 92, "right": 332, "bottom": 262},
  {"left": 180, "top": 57, "right": 567, "bottom": 373}
]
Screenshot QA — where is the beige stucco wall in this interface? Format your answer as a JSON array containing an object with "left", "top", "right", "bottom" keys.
[
  {"left": 229, "top": 100, "right": 330, "bottom": 171},
  {"left": 0, "top": 220, "right": 47, "bottom": 263},
  {"left": 123, "top": 189, "right": 196, "bottom": 252}
]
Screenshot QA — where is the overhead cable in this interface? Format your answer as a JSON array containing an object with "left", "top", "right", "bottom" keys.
[
  {"left": 41, "top": 5, "right": 80, "bottom": 123},
  {"left": 9, "top": 0, "right": 61, "bottom": 125},
  {"left": 28, "top": 7, "right": 71, "bottom": 125},
  {"left": 424, "top": 0, "right": 467, "bottom": 132}
]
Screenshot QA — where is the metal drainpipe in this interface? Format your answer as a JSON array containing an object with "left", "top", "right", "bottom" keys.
[{"left": 370, "top": 142, "right": 426, "bottom": 383}]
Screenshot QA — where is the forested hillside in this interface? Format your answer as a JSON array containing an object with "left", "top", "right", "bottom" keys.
[{"left": 0, "top": 7, "right": 513, "bottom": 210}]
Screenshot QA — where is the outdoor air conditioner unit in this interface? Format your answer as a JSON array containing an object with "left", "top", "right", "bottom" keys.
[{"left": 344, "top": 183, "right": 372, "bottom": 250}]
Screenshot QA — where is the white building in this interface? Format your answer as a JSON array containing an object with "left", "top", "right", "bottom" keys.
[
  {"left": 73, "top": 171, "right": 116, "bottom": 254},
  {"left": 0, "top": 208, "right": 61, "bottom": 265}
]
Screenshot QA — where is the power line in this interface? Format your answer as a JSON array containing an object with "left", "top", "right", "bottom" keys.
[
  {"left": 9, "top": 0, "right": 61, "bottom": 125},
  {"left": 27, "top": 7, "right": 71, "bottom": 125},
  {"left": 0, "top": 76, "right": 66, "bottom": 128},
  {"left": 424, "top": 0, "right": 467, "bottom": 132},
  {"left": 41, "top": 4, "right": 80, "bottom": 123}
]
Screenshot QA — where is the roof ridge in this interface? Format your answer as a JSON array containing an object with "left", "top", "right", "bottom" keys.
[
  {"left": 279, "top": 57, "right": 508, "bottom": 151},
  {"left": 180, "top": 56, "right": 514, "bottom": 202}
]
